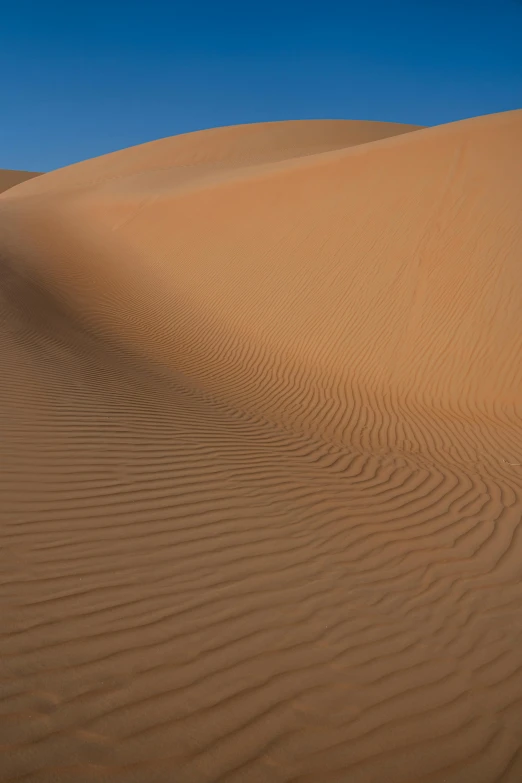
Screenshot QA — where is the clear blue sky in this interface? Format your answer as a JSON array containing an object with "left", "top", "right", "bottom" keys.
[{"left": 1, "top": 0, "right": 521, "bottom": 172}]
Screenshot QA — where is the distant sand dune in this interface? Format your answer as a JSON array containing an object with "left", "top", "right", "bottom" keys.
[
  {"left": 1, "top": 114, "right": 521, "bottom": 783},
  {"left": 5, "top": 120, "right": 421, "bottom": 197},
  {"left": 0, "top": 168, "right": 40, "bottom": 194}
]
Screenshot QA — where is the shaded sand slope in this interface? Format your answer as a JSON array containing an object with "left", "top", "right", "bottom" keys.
[
  {"left": 0, "top": 169, "right": 40, "bottom": 194},
  {"left": 1, "top": 115, "right": 522, "bottom": 783}
]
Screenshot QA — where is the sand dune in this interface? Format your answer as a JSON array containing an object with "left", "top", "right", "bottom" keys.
[
  {"left": 1, "top": 114, "right": 521, "bottom": 782},
  {"left": 0, "top": 169, "right": 40, "bottom": 194},
  {"left": 5, "top": 120, "right": 420, "bottom": 199}
]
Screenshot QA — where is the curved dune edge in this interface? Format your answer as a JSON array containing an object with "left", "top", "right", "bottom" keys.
[
  {"left": 4, "top": 119, "right": 422, "bottom": 199},
  {"left": 0, "top": 168, "right": 41, "bottom": 194},
  {"left": 1, "top": 114, "right": 522, "bottom": 783}
]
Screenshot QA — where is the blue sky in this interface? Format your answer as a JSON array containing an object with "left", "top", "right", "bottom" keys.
[{"left": 1, "top": 0, "right": 521, "bottom": 171}]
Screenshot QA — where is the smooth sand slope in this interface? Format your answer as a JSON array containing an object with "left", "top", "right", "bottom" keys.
[
  {"left": 0, "top": 113, "right": 521, "bottom": 783},
  {"left": 0, "top": 169, "right": 40, "bottom": 194}
]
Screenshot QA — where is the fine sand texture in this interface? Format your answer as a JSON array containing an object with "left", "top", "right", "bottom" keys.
[
  {"left": 0, "top": 169, "right": 40, "bottom": 195},
  {"left": 1, "top": 113, "right": 521, "bottom": 782}
]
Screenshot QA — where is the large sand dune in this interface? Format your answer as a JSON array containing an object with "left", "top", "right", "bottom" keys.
[{"left": 1, "top": 113, "right": 521, "bottom": 782}]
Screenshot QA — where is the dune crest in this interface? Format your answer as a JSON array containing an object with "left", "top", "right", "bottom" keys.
[
  {"left": 4, "top": 119, "right": 421, "bottom": 199},
  {"left": 0, "top": 168, "right": 41, "bottom": 194},
  {"left": 1, "top": 114, "right": 522, "bottom": 783}
]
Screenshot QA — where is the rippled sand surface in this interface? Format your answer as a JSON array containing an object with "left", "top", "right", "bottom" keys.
[{"left": 1, "top": 112, "right": 521, "bottom": 783}]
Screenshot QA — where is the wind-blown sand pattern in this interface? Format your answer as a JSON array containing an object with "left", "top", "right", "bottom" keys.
[{"left": 1, "top": 113, "right": 521, "bottom": 782}]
